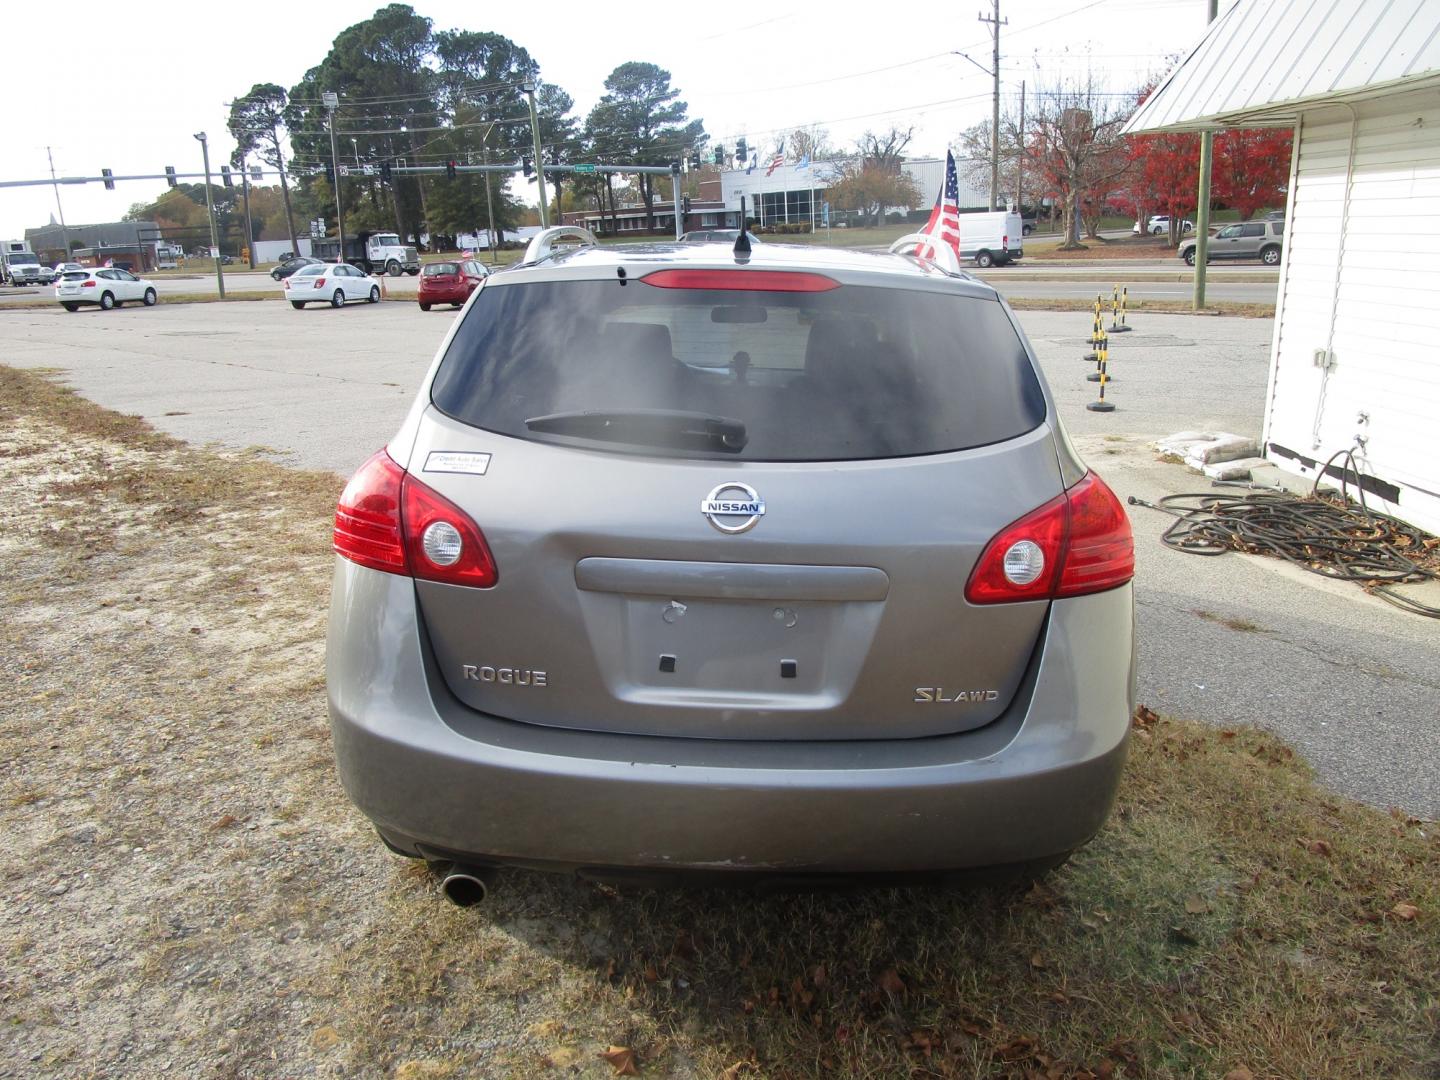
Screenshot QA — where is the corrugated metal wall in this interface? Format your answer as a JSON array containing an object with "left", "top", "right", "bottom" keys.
[{"left": 1266, "top": 87, "right": 1440, "bottom": 534}]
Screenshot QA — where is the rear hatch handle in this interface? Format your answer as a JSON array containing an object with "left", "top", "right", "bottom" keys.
[{"left": 576, "top": 558, "right": 890, "bottom": 602}]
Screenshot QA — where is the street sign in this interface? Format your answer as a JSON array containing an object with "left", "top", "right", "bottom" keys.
[{"left": 572, "top": 163, "right": 597, "bottom": 173}]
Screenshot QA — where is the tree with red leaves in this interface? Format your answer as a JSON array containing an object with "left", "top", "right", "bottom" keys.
[{"left": 1213, "top": 127, "right": 1293, "bottom": 219}]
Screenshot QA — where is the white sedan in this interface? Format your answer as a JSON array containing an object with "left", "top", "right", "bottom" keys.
[
  {"left": 284, "top": 263, "right": 380, "bottom": 309},
  {"left": 56, "top": 267, "right": 158, "bottom": 312}
]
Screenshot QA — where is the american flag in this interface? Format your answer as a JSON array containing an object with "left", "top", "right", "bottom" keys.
[
  {"left": 917, "top": 150, "right": 962, "bottom": 258},
  {"left": 765, "top": 145, "right": 785, "bottom": 177}
]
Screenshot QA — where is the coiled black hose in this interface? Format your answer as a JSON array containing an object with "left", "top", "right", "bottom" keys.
[{"left": 1128, "top": 449, "right": 1440, "bottom": 618}]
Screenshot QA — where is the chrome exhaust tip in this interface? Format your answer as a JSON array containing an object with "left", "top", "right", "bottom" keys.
[{"left": 439, "top": 864, "right": 496, "bottom": 907}]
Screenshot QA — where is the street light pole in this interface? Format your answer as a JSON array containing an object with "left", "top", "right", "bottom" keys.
[
  {"left": 324, "top": 91, "right": 347, "bottom": 260},
  {"left": 193, "top": 132, "right": 225, "bottom": 298},
  {"left": 521, "top": 79, "right": 550, "bottom": 228}
]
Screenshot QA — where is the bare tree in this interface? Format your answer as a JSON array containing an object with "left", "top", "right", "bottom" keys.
[
  {"left": 1025, "top": 77, "right": 1134, "bottom": 249},
  {"left": 786, "top": 124, "right": 833, "bottom": 162}
]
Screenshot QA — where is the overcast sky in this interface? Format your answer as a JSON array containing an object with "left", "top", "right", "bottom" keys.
[{"left": 1, "top": 0, "right": 1216, "bottom": 238}]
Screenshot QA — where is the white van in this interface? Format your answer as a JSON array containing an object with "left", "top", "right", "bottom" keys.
[{"left": 953, "top": 211, "right": 1024, "bottom": 267}]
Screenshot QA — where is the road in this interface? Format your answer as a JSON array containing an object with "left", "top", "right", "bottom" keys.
[
  {"left": 1, "top": 301, "right": 1434, "bottom": 818},
  {"left": 0, "top": 257, "right": 1281, "bottom": 308}
]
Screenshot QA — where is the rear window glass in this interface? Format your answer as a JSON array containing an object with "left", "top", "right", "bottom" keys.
[
  {"left": 430, "top": 278, "right": 1045, "bottom": 461},
  {"left": 295, "top": 266, "right": 324, "bottom": 276},
  {"left": 425, "top": 263, "right": 460, "bottom": 276},
  {"left": 62, "top": 271, "right": 89, "bottom": 280}
]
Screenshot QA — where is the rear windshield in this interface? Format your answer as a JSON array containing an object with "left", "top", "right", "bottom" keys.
[
  {"left": 295, "top": 265, "right": 324, "bottom": 276},
  {"left": 430, "top": 278, "right": 1046, "bottom": 461},
  {"left": 62, "top": 271, "right": 89, "bottom": 280},
  {"left": 424, "top": 263, "right": 460, "bottom": 276}
]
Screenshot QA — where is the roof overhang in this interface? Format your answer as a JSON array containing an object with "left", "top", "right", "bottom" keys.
[{"left": 1124, "top": 0, "right": 1440, "bottom": 135}]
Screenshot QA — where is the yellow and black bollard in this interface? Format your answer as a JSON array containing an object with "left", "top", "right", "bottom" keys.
[
  {"left": 1087, "top": 335, "right": 1115, "bottom": 412},
  {"left": 1109, "top": 284, "right": 1131, "bottom": 333},
  {"left": 1083, "top": 309, "right": 1101, "bottom": 362}
]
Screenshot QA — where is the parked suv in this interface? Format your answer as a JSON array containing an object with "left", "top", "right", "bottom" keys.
[
  {"left": 1178, "top": 219, "right": 1284, "bottom": 265},
  {"left": 326, "top": 227, "right": 1137, "bottom": 903}
]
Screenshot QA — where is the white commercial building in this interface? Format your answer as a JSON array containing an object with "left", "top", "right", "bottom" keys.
[
  {"left": 1127, "top": 0, "right": 1440, "bottom": 537},
  {"left": 718, "top": 156, "right": 989, "bottom": 226}
]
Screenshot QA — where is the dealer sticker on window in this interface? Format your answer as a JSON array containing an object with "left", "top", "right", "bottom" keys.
[{"left": 424, "top": 451, "right": 491, "bottom": 476}]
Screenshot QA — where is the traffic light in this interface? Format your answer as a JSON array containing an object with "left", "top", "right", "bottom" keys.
[
  {"left": 165, "top": 166, "right": 177, "bottom": 188},
  {"left": 681, "top": 196, "right": 692, "bottom": 214},
  {"left": 102, "top": 168, "right": 114, "bottom": 191},
  {"left": 522, "top": 158, "right": 533, "bottom": 179},
  {"left": 689, "top": 150, "right": 700, "bottom": 171},
  {"left": 220, "top": 165, "right": 233, "bottom": 188},
  {"left": 713, "top": 146, "right": 725, "bottom": 166},
  {"left": 446, "top": 160, "right": 457, "bottom": 180},
  {"left": 735, "top": 138, "right": 748, "bottom": 163},
  {"left": 380, "top": 160, "right": 392, "bottom": 182}
]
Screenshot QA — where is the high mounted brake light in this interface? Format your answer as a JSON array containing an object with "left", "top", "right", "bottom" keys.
[{"left": 641, "top": 269, "right": 841, "bottom": 292}]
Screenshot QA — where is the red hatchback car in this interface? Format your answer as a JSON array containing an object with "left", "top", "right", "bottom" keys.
[{"left": 418, "top": 259, "right": 490, "bottom": 310}]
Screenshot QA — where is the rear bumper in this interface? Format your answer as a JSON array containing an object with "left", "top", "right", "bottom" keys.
[
  {"left": 418, "top": 288, "right": 467, "bottom": 303},
  {"left": 327, "top": 563, "right": 1136, "bottom": 874}
]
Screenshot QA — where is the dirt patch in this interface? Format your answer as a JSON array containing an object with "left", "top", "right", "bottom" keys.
[{"left": 1, "top": 365, "right": 1437, "bottom": 1078}]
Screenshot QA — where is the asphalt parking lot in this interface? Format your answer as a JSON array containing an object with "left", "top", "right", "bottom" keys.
[{"left": 2, "top": 299, "right": 1436, "bottom": 818}]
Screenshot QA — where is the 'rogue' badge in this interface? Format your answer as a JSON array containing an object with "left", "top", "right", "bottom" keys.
[{"left": 701, "top": 482, "right": 765, "bottom": 534}]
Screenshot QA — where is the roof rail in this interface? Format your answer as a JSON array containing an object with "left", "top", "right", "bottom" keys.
[
  {"left": 888, "top": 233, "right": 968, "bottom": 277},
  {"left": 522, "top": 226, "right": 599, "bottom": 265}
]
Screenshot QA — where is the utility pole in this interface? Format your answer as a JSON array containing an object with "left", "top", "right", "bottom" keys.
[
  {"left": 521, "top": 79, "right": 550, "bottom": 227},
  {"left": 979, "top": 0, "right": 1007, "bottom": 211},
  {"left": 323, "top": 91, "right": 346, "bottom": 260},
  {"left": 46, "top": 147, "right": 71, "bottom": 258},
  {"left": 1193, "top": 0, "right": 1220, "bottom": 309},
  {"left": 1015, "top": 80, "right": 1026, "bottom": 213},
  {"left": 239, "top": 156, "right": 256, "bottom": 270},
  {"left": 193, "top": 133, "right": 225, "bottom": 298},
  {"left": 481, "top": 123, "right": 498, "bottom": 266}
]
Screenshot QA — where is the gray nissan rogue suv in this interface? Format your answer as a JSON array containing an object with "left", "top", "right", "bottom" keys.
[{"left": 326, "top": 227, "right": 1136, "bottom": 903}]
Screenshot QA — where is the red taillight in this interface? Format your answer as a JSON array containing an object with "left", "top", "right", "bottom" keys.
[
  {"left": 965, "top": 472, "right": 1134, "bottom": 604},
  {"left": 82, "top": 280, "right": 96, "bottom": 288},
  {"left": 334, "top": 451, "right": 406, "bottom": 573},
  {"left": 314, "top": 277, "right": 326, "bottom": 288},
  {"left": 401, "top": 469, "right": 498, "bottom": 588},
  {"left": 333, "top": 449, "right": 497, "bottom": 588},
  {"left": 641, "top": 269, "right": 840, "bottom": 292}
]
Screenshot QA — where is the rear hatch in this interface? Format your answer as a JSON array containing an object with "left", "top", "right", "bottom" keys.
[
  {"left": 421, "top": 264, "right": 460, "bottom": 292},
  {"left": 408, "top": 267, "right": 1061, "bottom": 741}
]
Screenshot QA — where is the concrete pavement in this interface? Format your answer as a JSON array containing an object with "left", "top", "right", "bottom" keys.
[{"left": 0, "top": 301, "right": 1434, "bottom": 818}]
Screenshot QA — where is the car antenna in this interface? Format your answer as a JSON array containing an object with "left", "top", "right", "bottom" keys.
[{"left": 734, "top": 196, "right": 752, "bottom": 259}]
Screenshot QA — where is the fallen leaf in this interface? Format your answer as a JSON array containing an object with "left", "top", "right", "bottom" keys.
[
  {"left": 878, "top": 967, "right": 906, "bottom": 995},
  {"left": 1392, "top": 902, "right": 1419, "bottom": 921},
  {"left": 1306, "top": 839, "right": 1333, "bottom": 857},
  {"left": 1132, "top": 704, "right": 1159, "bottom": 730},
  {"left": 642, "top": 962, "right": 659, "bottom": 984},
  {"left": 1029, "top": 951, "right": 1048, "bottom": 970},
  {"left": 1184, "top": 894, "right": 1208, "bottom": 914},
  {"left": 1049, "top": 989, "right": 1070, "bottom": 1005},
  {"left": 1223, "top": 1069, "right": 1255, "bottom": 1080},
  {"left": 311, "top": 1026, "right": 341, "bottom": 1050},
  {"left": 810, "top": 963, "right": 827, "bottom": 989},
  {"left": 211, "top": 814, "right": 238, "bottom": 830},
  {"left": 1220, "top": 729, "right": 1237, "bottom": 740},
  {"left": 997, "top": 1035, "right": 1037, "bottom": 1061},
  {"left": 719, "top": 1061, "right": 757, "bottom": 1080},
  {"left": 600, "top": 1045, "right": 640, "bottom": 1076}
]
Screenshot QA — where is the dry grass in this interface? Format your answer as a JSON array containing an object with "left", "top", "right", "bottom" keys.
[{"left": 0, "top": 364, "right": 1436, "bottom": 1079}]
